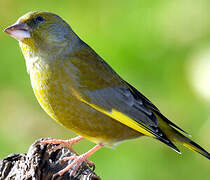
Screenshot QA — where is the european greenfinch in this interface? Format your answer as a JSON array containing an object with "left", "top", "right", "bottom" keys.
[{"left": 4, "top": 11, "right": 210, "bottom": 176}]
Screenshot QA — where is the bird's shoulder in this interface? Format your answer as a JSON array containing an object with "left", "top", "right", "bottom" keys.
[{"left": 68, "top": 43, "right": 127, "bottom": 90}]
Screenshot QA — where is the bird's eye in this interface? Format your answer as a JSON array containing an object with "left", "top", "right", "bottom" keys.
[
  {"left": 35, "top": 16, "right": 45, "bottom": 22},
  {"left": 30, "top": 16, "right": 45, "bottom": 27}
]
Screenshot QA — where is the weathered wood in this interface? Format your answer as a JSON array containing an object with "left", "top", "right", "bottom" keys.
[{"left": 0, "top": 138, "right": 101, "bottom": 180}]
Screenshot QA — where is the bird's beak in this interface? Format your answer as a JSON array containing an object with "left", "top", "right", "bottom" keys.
[{"left": 4, "top": 23, "right": 31, "bottom": 41}]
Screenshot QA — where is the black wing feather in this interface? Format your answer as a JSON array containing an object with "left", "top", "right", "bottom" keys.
[{"left": 127, "top": 82, "right": 190, "bottom": 136}]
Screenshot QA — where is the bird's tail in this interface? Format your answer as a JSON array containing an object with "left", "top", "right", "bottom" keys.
[
  {"left": 157, "top": 116, "right": 210, "bottom": 160},
  {"left": 173, "top": 132, "right": 210, "bottom": 159}
]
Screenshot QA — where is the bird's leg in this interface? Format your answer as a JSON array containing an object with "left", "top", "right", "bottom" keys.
[
  {"left": 40, "top": 136, "right": 84, "bottom": 154},
  {"left": 55, "top": 143, "right": 103, "bottom": 177}
]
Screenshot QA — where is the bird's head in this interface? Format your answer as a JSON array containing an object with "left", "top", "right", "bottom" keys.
[{"left": 4, "top": 11, "right": 77, "bottom": 56}]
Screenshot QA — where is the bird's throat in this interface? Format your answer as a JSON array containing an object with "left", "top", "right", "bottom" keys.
[{"left": 19, "top": 39, "right": 39, "bottom": 74}]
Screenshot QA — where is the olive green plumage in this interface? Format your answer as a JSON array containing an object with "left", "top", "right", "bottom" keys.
[{"left": 4, "top": 11, "right": 210, "bottom": 160}]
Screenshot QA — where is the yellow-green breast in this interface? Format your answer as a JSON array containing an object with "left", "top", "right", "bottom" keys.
[{"left": 20, "top": 41, "right": 140, "bottom": 146}]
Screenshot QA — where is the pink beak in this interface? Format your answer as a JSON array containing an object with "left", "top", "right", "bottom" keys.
[{"left": 4, "top": 23, "right": 30, "bottom": 41}]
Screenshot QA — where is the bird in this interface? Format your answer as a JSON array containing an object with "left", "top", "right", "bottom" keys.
[{"left": 4, "top": 11, "right": 210, "bottom": 177}]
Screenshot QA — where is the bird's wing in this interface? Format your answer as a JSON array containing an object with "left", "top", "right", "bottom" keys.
[
  {"left": 81, "top": 86, "right": 158, "bottom": 137},
  {"left": 69, "top": 45, "right": 186, "bottom": 152},
  {"left": 76, "top": 84, "right": 181, "bottom": 152},
  {"left": 70, "top": 46, "right": 157, "bottom": 137}
]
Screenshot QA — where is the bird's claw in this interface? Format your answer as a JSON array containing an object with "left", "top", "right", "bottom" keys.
[
  {"left": 38, "top": 136, "right": 83, "bottom": 154},
  {"left": 56, "top": 154, "right": 89, "bottom": 177},
  {"left": 61, "top": 155, "right": 95, "bottom": 168}
]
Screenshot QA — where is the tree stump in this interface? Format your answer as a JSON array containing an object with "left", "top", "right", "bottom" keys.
[{"left": 0, "top": 138, "right": 101, "bottom": 180}]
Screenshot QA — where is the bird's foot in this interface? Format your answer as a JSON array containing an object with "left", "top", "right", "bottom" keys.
[
  {"left": 53, "top": 143, "right": 103, "bottom": 177},
  {"left": 39, "top": 136, "right": 84, "bottom": 154}
]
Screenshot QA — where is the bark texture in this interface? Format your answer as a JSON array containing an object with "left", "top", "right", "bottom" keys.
[{"left": 0, "top": 138, "right": 101, "bottom": 180}]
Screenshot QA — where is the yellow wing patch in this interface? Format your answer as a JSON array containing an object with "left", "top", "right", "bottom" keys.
[
  {"left": 70, "top": 87, "right": 155, "bottom": 137},
  {"left": 79, "top": 97, "right": 155, "bottom": 137}
]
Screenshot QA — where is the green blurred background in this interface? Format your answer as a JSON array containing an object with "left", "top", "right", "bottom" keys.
[{"left": 0, "top": 0, "right": 210, "bottom": 179}]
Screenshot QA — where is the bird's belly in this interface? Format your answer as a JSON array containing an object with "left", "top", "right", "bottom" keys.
[{"left": 30, "top": 66, "right": 140, "bottom": 146}]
